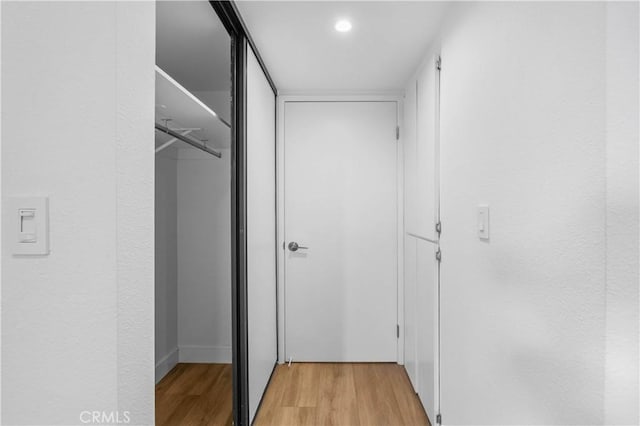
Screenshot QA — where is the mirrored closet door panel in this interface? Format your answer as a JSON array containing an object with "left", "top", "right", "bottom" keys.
[{"left": 154, "top": 2, "right": 233, "bottom": 425}]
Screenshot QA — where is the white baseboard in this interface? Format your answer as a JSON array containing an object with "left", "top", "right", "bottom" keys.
[
  {"left": 155, "top": 347, "right": 179, "bottom": 384},
  {"left": 179, "top": 345, "right": 232, "bottom": 364}
]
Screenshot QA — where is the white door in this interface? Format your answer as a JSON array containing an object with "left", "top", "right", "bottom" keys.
[
  {"left": 284, "top": 101, "right": 398, "bottom": 362},
  {"left": 417, "top": 58, "right": 441, "bottom": 420},
  {"left": 404, "top": 55, "right": 441, "bottom": 422}
]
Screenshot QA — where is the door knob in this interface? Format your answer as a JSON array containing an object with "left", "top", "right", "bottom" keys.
[{"left": 288, "top": 241, "right": 308, "bottom": 252}]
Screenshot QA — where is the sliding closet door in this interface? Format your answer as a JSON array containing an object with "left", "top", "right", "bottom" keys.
[
  {"left": 246, "top": 48, "right": 277, "bottom": 423},
  {"left": 155, "top": 3, "right": 235, "bottom": 425}
]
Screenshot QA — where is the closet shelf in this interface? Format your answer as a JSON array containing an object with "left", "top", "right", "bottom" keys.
[{"left": 155, "top": 65, "right": 230, "bottom": 154}]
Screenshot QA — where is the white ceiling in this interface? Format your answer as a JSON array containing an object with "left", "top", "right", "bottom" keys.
[
  {"left": 236, "top": 1, "right": 451, "bottom": 93},
  {"left": 156, "top": 0, "right": 231, "bottom": 92}
]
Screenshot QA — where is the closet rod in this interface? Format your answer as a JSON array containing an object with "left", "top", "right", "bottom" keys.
[{"left": 155, "top": 123, "right": 222, "bottom": 158}]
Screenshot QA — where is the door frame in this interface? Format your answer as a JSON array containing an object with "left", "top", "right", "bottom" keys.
[{"left": 276, "top": 94, "right": 405, "bottom": 364}]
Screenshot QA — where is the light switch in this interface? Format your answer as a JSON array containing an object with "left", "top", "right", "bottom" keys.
[
  {"left": 19, "top": 209, "right": 37, "bottom": 242},
  {"left": 478, "top": 205, "right": 490, "bottom": 240},
  {"left": 9, "top": 197, "right": 50, "bottom": 255}
]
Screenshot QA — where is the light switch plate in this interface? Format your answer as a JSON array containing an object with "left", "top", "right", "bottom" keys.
[
  {"left": 8, "top": 197, "right": 50, "bottom": 255},
  {"left": 478, "top": 205, "right": 490, "bottom": 240}
]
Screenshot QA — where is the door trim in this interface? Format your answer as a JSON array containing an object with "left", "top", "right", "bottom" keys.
[{"left": 275, "top": 95, "right": 404, "bottom": 364}]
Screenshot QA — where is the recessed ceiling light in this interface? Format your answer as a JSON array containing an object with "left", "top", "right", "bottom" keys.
[{"left": 334, "top": 19, "right": 352, "bottom": 33}]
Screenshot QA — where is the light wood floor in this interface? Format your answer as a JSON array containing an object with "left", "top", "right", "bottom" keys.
[
  {"left": 156, "top": 363, "right": 232, "bottom": 426},
  {"left": 156, "top": 362, "right": 429, "bottom": 426},
  {"left": 254, "top": 363, "right": 430, "bottom": 426}
]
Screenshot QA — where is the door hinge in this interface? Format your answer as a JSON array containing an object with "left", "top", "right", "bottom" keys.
[
  {"left": 396, "top": 126, "right": 400, "bottom": 140},
  {"left": 436, "top": 56, "right": 442, "bottom": 71},
  {"left": 436, "top": 413, "right": 442, "bottom": 425},
  {"left": 435, "top": 221, "right": 442, "bottom": 237},
  {"left": 396, "top": 324, "right": 400, "bottom": 338},
  {"left": 436, "top": 248, "right": 442, "bottom": 263}
]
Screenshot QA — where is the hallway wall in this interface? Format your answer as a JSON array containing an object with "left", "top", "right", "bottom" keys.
[
  {"left": 604, "top": 2, "right": 640, "bottom": 423},
  {"left": 1, "top": 2, "right": 155, "bottom": 424},
  {"left": 429, "top": 2, "right": 638, "bottom": 424}
]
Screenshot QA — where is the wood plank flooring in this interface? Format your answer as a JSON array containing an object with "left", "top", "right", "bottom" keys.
[
  {"left": 155, "top": 362, "right": 429, "bottom": 426},
  {"left": 155, "top": 363, "right": 232, "bottom": 426},
  {"left": 254, "top": 363, "right": 430, "bottom": 426}
]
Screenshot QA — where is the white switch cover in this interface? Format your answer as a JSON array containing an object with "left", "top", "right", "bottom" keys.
[
  {"left": 9, "top": 197, "right": 50, "bottom": 255},
  {"left": 478, "top": 205, "right": 490, "bottom": 240}
]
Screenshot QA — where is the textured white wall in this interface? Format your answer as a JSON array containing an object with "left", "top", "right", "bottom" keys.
[
  {"left": 115, "top": 4, "right": 155, "bottom": 422},
  {"left": 155, "top": 154, "right": 178, "bottom": 381},
  {"left": 177, "top": 149, "right": 232, "bottom": 363},
  {"left": 435, "top": 2, "right": 615, "bottom": 424},
  {"left": 246, "top": 48, "right": 277, "bottom": 423},
  {"left": 1, "top": 2, "right": 155, "bottom": 424},
  {"left": 604, "top": 3, "right": 639, "bottom": 424}
]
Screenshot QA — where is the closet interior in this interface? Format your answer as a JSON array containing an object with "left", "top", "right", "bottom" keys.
[{"left": 154, "top": 1, "right": 233, "bottom": 424}]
